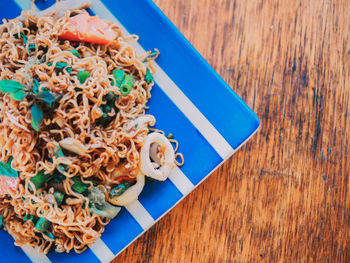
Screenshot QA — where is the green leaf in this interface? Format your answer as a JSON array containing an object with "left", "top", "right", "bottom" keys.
[
  {"left": 55, "top": 62, "right": 68, "bottom": 69},
  {"left": 32, "top": 79, "right": 40, "bottom": 94},
  {"left": 145, "top": 68, "right": 153, "bottom": 84},
  {"left": 70, "top": 50, "right": 81, "bottom": 58},
  {"left": 48, "top": 62, "right": 53, "bottom": 67},
  {"left": 36, "top": 90, "right": 55, "bottom": 107},
  {"left": 78, "top": 71, "right": 91, "bottom": 84},
  {"left": 66, "top": 67, "right": 73, "bottom": 74},
  {"left": 113, "top": 69, "right": 125, "bottom": 87},
  {"left": 9, "top": 90, "right": 27, "bottom": 101},
  {"left": 0, "top": 80, "right": 25, "bottom": 93},
  {"left": 30, "top": 102, "right": 43, "bottom": 131},
  {"left": 0, "top": 215, "right": 3, "bottom": 229},
  {"left": 0, "top": 161, "right": 18, "bottom": 178},
  {"left": 27, "top": 43, "right": 35, "bottom": 54}
]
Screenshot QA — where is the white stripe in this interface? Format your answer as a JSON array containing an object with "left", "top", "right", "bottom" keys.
[
  {"left": 125, "top": 200, "right": 155, "bottom": 230},
  {"left": 90, "top": 0, "right": 234, "bottom": 160},
  {"left": 21, "top": 245, "right": 51, "bottom": 263},
  {"left": 12, "top": 0, "right": 35, "bottom": 11},
  {"left": 88, "top": 238, "right": 115, "bottom": 263},
  {"left": 168, "top": 167, "right": 194, "bottom": 196}
]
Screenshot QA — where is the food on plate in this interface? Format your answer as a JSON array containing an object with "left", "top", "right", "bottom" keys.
[{"left": 0, "top": 2, "right": 183, "bottom": 254}]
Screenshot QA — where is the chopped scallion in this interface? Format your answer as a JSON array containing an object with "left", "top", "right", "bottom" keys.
[
  {"left": 78, "top": 71, "right": 91, "bottom": 84},
  {"left": 35, "top": 218, "right": 50, "bottom": 232}
]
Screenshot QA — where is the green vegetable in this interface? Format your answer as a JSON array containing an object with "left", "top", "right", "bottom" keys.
[
  {"left": 51, "top": 169, "right": 66, "bottom": 183},
  {"left": 55, "top": 62, "right": 68, "bottom": 69},
  {"left": 53, "top": 191, "right": 64, "bottom": 206},
  {"left": 110, "top": 182, "right": 132, "bottom": 197},
  {"left": 0, "top": 160, "right": 18, "bottom": 178},
  {"left": 31, "top": 171, "right": 51, "bottom": 190},
  {"left": 78, "top": 71, "right": 91, "bottom": 84},
  {"left": 120, "top": 84, "right": 132, "bottom": 95},
  {"left": 8, "top": 90, "right": 27, "bottom": 101},
  {"left": 32, "top": 79, "right": 40, "bottom": 94},
  {"left": 113, "top": 69, "right": 125, "bottom": 87},
  {"left": 0, "top": 80, "right": 25, "bottom": 94},
  {"left": 48, "top": 62, "right": 53, "bottom": 67},
  {"left": 30, "top": 102, "right": 43, "bottom": 131},
  {"left": 145, "top": 68, "right": 153, "bottom": 84},
  {"left": 13, "top": 32, "right": 28, "bottom": 45},
  {"left": 27, "top": 43, "right": 36, "bottom": 54},
  {"left": 0, "top": 215, "right": 3, "bottom": 229},
  {"left": 119, "top": 74, "right": 134, "bottom": 96},
  {"left": 36, "top": 90, "right": 55, "bottom": 107},
  {"left": 23, "top": 214, "right": 38, "bottom": 224},
  {"left": 124, "top": 74, "right": 135, "bottom": 86},
  {"left": 167, "top": 133, "right": 174, "bottom": 139},
  {"left": 66, "top": 67, "right": 73, "bottom": 74},
  {"left": 71, "top": 177, "right": 89, "bottom": 194},
  {"left": 103, "top": 91, "right": 119, "bottom": 107},
  {"left": 70, "top": 50, "right": 81, "bottom": 58},
  {"left": 54, "top": 146, "right": 68, "bottom": 175},
  {"left": 35, "top": 218, "right": 50, "bottom": 232},
  {"left": 104, "top": 105, "right": 111, "bottom": 113}
]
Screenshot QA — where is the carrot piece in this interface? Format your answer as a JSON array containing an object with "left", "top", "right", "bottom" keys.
[{"left": 59, "top": 12, "right": 117, "bottom": 45}]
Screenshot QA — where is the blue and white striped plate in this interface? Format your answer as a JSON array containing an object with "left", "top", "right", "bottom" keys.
[{"left": 0, "top": 0, "right": 260, "bottom": 262}]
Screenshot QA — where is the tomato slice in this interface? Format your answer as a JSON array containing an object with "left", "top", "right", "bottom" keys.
[
  {"left": 60, "top": 13, "right": 117, "bottom": 45},
  {"left": 0, "top": 176, "right": 20, "bottom": 195}
]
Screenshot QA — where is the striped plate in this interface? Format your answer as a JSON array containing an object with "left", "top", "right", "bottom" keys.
[{"left": 0, "top": 0, "right": 260, "bottom": 262}]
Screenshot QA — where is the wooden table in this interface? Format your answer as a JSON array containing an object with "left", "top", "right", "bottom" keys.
[{"left": 113, "top": 0, "right": 350, "bottom": 262}]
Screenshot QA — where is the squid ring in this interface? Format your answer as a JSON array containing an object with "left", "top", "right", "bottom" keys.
[{"left": 140, "top": 132, "right": 175, "bottom": 181}]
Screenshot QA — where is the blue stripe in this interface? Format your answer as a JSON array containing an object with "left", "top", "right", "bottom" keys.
[
  {"left": 101, "top": 207, "right": 143, "bottom": 255},
  {"left": 0, "top": 231, "right": 31, "bottom": 262},
  {"left": 138, "top": 178, "right": 183, "bottom": 220},
  {"left": 47, "top": 243, "right": 99, "bottom": 263},
  {"left": 101, "top": 0, "right": 260, "bottom": 149},
  {"left": 35, "top": 0, "right": 55, "bottom": 10},
  {"left": 147, "top": 84, "right": 222, "bottom": 185},
  {"left": 0, "top": 0, "right": 22, "bottom": 21}
]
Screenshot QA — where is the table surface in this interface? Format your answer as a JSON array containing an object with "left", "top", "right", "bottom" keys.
[{"left": 113, "top": 0, "right": 350, "bottom": 262}]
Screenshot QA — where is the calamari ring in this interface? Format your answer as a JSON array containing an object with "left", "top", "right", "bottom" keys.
[{"left": 140, "top": 132, "right": 175, "bottom": 181}]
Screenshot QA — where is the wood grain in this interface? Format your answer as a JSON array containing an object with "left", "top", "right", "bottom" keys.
[{"left": 112, "top": 0, "right": 350, "bottom": 262}]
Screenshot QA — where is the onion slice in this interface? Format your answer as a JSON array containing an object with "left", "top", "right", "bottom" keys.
[{"left": 108, "top": 173, "right": 145, "bottom": 206}]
